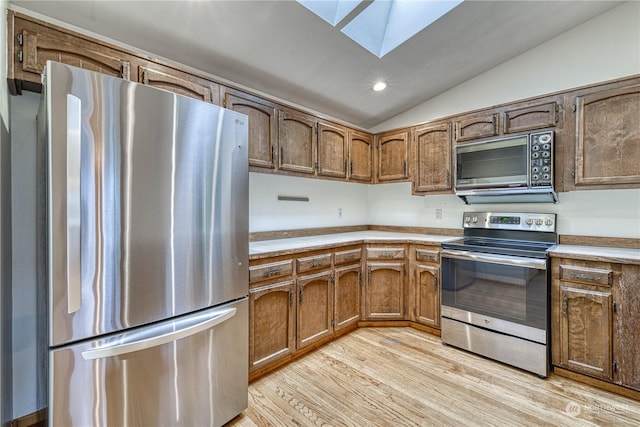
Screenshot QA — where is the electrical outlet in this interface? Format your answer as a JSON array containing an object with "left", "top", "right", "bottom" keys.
[
  {"left": 435, "top": 209, "right": 443, "bottom": 220},
  {"left": 338, "top": 208, "right": 343, "bottom": 219}
]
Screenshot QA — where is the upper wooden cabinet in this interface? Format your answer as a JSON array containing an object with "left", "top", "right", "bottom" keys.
[
  {"left": 317, "top": 121, "right": 348, "bottom": 178},
  {"left": 278, "top": 109, "right": 317, "bottom": 175},
  {"left": 566, "top": 81, "right": 640, "bottom": 189},
  {"left": 453, "top": 112, "right": 498, "bottom": 143},
  {"left": 223, "top": 89, "right": 278, "bottom": 169},
  {"left": 412, "top": 122, "right": 453, "bottom": 194},
  {"left": 138, "top": 64, "right": 220, "bottom": 105},
  {"left": 503, "top": 101, "right": 558, "bottom": 134},
  {"left": 377, "top": 130, "right": 409, "bottom": 182},
  {"left": 349, "top": 130, "right": 373, "bottom": 182},
  {"left": 8, "top": 11, "right": 133, "bottom": 94}
]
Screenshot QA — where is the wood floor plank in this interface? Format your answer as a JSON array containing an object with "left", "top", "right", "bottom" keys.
[{"left": 227, "top": 327, "right": 640, "bottom": 426}]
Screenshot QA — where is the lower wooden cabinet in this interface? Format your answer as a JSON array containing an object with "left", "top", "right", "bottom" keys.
[
  {"left": 409, "top": 245, "right": 441, "bottom": 328},
  {"left": 297, "top": 270, "right": 334, "bottom": 349},
  {"left": 249, "top": 280, "right": 295, "bottom": 372},
  {"left": 364, "top": 245, "right": 407, "bottom": 320},
  {"left": 551, "top": 257, "right": 640, "bottom": 392},
  {"left": 334, "top": 264, "right": 362, "bottom": 331}
]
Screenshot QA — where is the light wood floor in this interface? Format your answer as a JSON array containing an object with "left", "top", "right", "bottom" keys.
[{"left": 227, "top": 327, "right": 640, "bottom": 426}]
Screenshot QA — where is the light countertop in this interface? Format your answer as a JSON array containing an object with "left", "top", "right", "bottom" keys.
[
  {"left": 548, "top": 245, "right": 640, "bottom": 264},
  {"left": 249, "top": 231, "right": 460, "bottom": 258}
]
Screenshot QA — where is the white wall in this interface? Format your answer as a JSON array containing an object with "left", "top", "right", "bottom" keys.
[
  {"left": 366, "top": 183, "right": 640, "bottom": 239},
  {"left": 370, "top": 1, "right": 640, "bottom": 133},
  {"left": 250, "top": 172, "right": 369, "bottom": 232}
]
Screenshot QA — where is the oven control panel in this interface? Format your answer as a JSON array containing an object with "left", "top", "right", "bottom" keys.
[{"left": 463, "top": 212, "right": 556, "bottom": 232}]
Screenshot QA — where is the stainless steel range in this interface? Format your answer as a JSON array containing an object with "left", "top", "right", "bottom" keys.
[{"left": 440, "top": 212, "right": 557, "bottom": 377}]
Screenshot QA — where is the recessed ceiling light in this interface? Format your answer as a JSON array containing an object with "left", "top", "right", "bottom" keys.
[{"left": 373, "top": 81, "right": 387, "bottom": 91}]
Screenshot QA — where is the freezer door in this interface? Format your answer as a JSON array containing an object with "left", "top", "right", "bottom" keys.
[
  {"left": 49, "top": 298, "right": 248, "bottom": 427},
  {"left": 42, "top": 62, "right": 249, "bottom": 346}
]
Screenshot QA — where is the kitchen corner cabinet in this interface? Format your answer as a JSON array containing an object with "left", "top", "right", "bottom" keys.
[
  {"left": 223, "top": 88, "right": 279, "bottom": 169},
  {"left": 348, "top": 131, "right": 373, "bottom": 182},
  {"left": 317, "top": 121, "right": 348, "bottom": 178},
  {"left": 412, "top": 122, "right": 453, "bottom": 194},
  {"left": 138, "top": 64, "right": 220, "bottom": 105},
  {"left": 364, "top": 245, "right": 407, "bottom": 320},
  {"left": 278, "top": 109, "right": 317, "bottom": 174},
  {"left": 565, "top": 80, "right": 640, "bottom": 189},
  {"left": 8, "top": 11, "right": 133, "bottom": 94},
  {"left": 551, "top": 257, "right": 640, "bottom": 391},
  {"left": 377, "top": 130, "right": 410, "bottom": 182},
  {"left": 409, "top": 246, "right": 441, "bottom": 328}
]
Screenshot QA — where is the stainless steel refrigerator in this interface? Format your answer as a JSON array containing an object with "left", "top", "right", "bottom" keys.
[{"left": 37, "top": 61, "right": 249, "bottom": 426}]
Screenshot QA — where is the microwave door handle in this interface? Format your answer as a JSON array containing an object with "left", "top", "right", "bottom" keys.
[
  {"left": 66, "top": 94, "right": 82, "bottom": 314},
  {"left": 81, "top": 307, "right": 237, "bottom": 360},
  {"left": 441, "top": 249, "right": 547, "bottom": 270}
]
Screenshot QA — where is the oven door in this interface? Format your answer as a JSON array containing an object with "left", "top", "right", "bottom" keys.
[{"left": 440, "top": 249, "right": 548, "bottom": 344}]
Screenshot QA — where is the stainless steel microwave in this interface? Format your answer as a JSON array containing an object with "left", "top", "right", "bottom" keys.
[{"left": 454, "top": 131, "right": 556, "bottom": 204}]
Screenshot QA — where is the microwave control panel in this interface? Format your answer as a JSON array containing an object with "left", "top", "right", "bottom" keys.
[{"left": 529, "top": 131, "right": 553, "bottom": 187}]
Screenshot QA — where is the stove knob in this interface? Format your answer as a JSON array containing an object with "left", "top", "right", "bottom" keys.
[
  {"left": 472, "top": 216, "right": 478, "bottom": 223},
  {"left": 464, "top": 216, "right": 471, "bottom": 223},
  {"left": 545, "top": 218, "right": 554, "bottom": 226},
  {"left": 525, "top": 218, "right": 533, "bottom": 226},
  {"left": 535, "top": 218, "right": 543, "bottom": 226}
]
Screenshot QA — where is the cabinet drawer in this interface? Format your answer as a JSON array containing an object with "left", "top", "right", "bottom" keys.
[
  {"left": 559, "top": 264, "right": 613, "bottom": 287},
  {"left": 415, "top": 248, "right": 440, "bottom": 263},
  {"left": 334, "top": 248, "right": 362, "bottom": 265},
  {"left": 367, "top": 247, "right": 405, "bottom": 260},
  {"left": 296, "top": 253, "right": 332, "bottom": 273},
  {"left": 249, "top": 260, "right": 294, "bottom": 283}
]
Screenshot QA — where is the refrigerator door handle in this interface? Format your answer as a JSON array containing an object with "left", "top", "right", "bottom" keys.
[
  {"left": 81, "top": 307, "right": 237, "bottom": 360},
  {"left": 66, "top": 94, "right": 82, "bottom": 314}
]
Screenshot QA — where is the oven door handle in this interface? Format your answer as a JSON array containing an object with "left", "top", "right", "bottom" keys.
[{"left": 441, "top": 249, "right": 547, "bottom": 270}]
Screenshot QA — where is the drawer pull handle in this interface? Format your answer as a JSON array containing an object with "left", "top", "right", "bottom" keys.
[
  {"left": 571, "top": 273, "right": 600, "bottom": 282},
  {"left": 562, "top": 295, "right": 568, "bottom": 316},
  {"left": 262, "top": 267, "right": 283, "bottom": 278}
]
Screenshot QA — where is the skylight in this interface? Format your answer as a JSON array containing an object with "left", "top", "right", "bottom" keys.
[{"left": 298, "top": 0, "right": 463, "bottom": 58}]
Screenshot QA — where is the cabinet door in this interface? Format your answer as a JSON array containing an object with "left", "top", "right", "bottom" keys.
[
  {"left": 9, "top": 14, "right": 131, "bottom": 92},
  {"left": 334, "top": 265, "right": 361, "bottom": 331},
  {"left": 249, "top": 281, "right": 295, "bottom": 372},
  {"left": 278, "top": 110, "right": 316, "bottom": 174},
  {"left": 377, "top": 131, "right": 409, "bottom": 182},
  {"left": 365, "top": 262, "right": 405, "bottom": 320},
  {"left": 573, "top": 85, "right": 640, "bottom": 187},
  {"left": 349, "top": 131, "right": 373, "bottom": 182},
  {"left": 414, "top": 264, "right": 440, "bottom": 328},
  {"left": 559, "top": 286, "right": 613, "bottom": 380},
  {"left": 297, "top": 271, "right": 333, "bottom": 349},
  {"left": 503, "top": 101, "right": 558, "bottom": 134},
  {"left": 139, "top": 65, "right": 220, "bottom": 105},
  {"left": 613, "top": 264, "right": 640, "bottom": 391},
  {"left": 454, "top": 113, "right": 498, "bottom": 143},
  {"left": 413, "top": 123, "right": 452, "bottom": 193},
  {"left": 224, "top": 90, "right": 278, "bottom": 169},
  {"left": 317, "top": 122, "right": 348, "bottom": 178}
]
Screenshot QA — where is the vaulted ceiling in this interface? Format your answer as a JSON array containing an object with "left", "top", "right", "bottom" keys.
[{"left": 11, "top": 0, "right": 623, "bottom": 129}]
